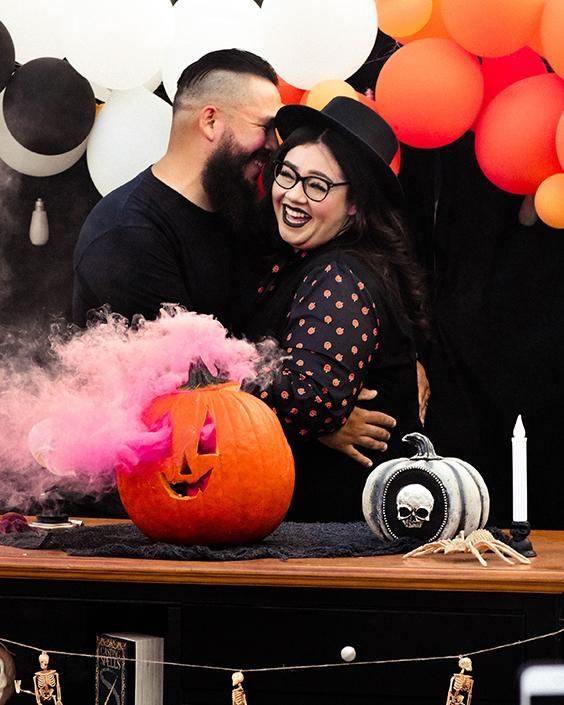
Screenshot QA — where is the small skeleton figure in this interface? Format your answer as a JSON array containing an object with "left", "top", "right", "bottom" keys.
[
  {"left": 14, "top": 651, "right": 63, "bottom": 705},
  {"left": 403, "top": 529, "right": 532, "bottom": 566},
  {"left": 232, "top": 671, "right": 248, "bottom": 705},
  {"left": 446, "top": 657, "right": 474, "bottom": 705}
]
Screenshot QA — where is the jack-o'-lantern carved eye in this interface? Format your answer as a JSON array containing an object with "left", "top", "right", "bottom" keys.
[
  {"left": 197, "top": 412, "right": 217, "bottom": 454},
  {"left": 178, "top": 413, "right": 217, "bottom": 478},
  {"left": 176, "top": 412, "right": 216, "bottom": 486}
]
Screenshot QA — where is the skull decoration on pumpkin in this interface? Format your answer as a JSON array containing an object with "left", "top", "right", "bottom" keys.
[
  {"left": 396, "top": 483, "right": 434, "bottom": 528},
  {"left": 117, "top": 363, "right": 295, "bottom": 546}
]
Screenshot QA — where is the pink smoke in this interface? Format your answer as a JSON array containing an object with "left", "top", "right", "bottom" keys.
[{"left": 0, "top": 306, "right": 280, "bottom": 508}]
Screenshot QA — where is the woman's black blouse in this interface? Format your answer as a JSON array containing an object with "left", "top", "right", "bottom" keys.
[{"left": 245, "top": 241, "right": 421, "bottom": 522}]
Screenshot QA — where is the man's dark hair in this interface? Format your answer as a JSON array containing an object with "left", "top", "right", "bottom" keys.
[{"left": 175, "top": 48, "right": 277, "bottom": 109}]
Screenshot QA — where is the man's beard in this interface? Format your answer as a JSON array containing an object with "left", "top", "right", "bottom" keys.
[{"left": 202, "top": 138, "right": 261, "bottom": 232}]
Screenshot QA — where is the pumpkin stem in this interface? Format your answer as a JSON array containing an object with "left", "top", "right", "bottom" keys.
[
  {"left": 402, "top": 432, "right": 441, "bottom": 459},
  {"left": 178, "top": 359, "right": 230, "bottom": 391}
]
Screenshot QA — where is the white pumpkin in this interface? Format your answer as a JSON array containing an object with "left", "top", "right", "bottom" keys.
[{"left": 362, "top": 433, "right": 490, "bottom": 542}]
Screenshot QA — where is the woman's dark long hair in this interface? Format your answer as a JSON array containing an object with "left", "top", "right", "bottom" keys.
[{"left": 263, "top": 125, "right": 430, "bottom": 338}]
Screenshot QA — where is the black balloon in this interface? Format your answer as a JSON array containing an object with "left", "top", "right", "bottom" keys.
[
  {"left": 0, "top": 22, "right": 15, "bottom": 92},
  {"left": 3, "top": 57, "right": 95, "bottom": 155}
]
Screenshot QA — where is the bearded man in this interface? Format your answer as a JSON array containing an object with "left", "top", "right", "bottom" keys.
[{"left": 72, "top": 48, "right": 281, "bottom": 329}]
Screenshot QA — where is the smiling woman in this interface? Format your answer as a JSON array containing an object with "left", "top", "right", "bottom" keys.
[{"left": 245, "top": 97, "right": 429, "bottom": 522}]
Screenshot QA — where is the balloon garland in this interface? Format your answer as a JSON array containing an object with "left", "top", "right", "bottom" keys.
[{"left": 0, "top": 0, "right": 561, "bottom": 226}]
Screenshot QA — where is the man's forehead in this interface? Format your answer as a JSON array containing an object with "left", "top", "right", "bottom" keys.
[{"left": 242, "top": 75, "right": 282, "bottom": 112}]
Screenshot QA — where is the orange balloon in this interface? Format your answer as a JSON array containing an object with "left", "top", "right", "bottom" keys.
[
  {"left": 304, "top": 80, "right": 358, "bottom": 111},
  {"left": 534, "top": 173, "right": 564, "bottom": 228},
  {"left": 277, "top": 75, "right": 305, "bottom": 105},
  {"left": 556, "top": 111, "right": 564, "bottom": 170},
  {"left": 528, "top": 25, "right": 544, "bottom": 57},
  {"left": 394, "top": 0, "right": 450, "bottom": 43},
  {"left": 441, "top": 0, "right": 545, "bottom": 58},
  {"left": 375, "top": 38, "right": 483, "bottom": 148},
  {"left": 376, "top": 0, "right": 432, "bottom": 38},
  {"left": 541, "top": 0, "right": 564, "bottom": 78},
  {"left": 528, "top": 0, "right": 547, "bottom": 56},
  {"left": 475, "top": 74, "right": 564, "bottom": 194},
  {"left": 480, "top": 48, "right": 547, "bottom": 112}
]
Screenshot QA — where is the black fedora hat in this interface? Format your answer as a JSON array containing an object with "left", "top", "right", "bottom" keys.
[{"left": 275, "top": 96, "right": 402, "bottom": 203}]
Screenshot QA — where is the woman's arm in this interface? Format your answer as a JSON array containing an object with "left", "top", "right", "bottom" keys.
[{"left": 257, "top": 261, "right": 380, "bottom": 438}]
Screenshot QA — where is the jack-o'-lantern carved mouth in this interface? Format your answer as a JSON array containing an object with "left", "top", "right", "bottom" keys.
[{"left": 161, "top": 468, "right": 213, "bottom": 499}]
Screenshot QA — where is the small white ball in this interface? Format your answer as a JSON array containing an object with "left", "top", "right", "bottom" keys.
[{"left": 340, "top": 646, "right": 356, "bottom": 662}]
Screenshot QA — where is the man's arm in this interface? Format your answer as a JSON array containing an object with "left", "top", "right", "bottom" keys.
[
  {"left": 320, "top": 361, "right": 431, "bottom": 466},
  {"left": 254, "top": 263, "right": 385, "bottom": 437},
  {"left": 318, "top": 389, "right": 396, "bottom": 467}
]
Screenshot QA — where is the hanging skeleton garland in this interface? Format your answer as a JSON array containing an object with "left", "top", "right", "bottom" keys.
[
  {"left": 232, "top": 671, "right": 248, "bottom": 705},
  {"left": 446, "top": 657, "right": 474, "bottom": 705},
  {"left": 14, "top": 651, "right": 63, "bottom": 705}
]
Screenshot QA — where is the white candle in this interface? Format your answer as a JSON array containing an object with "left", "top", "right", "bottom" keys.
[{"left": 512, "top": 415, "right": 527, "bottom": 522}]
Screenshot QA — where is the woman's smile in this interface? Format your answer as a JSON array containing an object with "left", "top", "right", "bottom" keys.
[{"left": 282, "top": 204, "right": 311, "bottom": 227}]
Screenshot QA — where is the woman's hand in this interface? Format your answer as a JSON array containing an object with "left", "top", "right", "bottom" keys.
[
  {"left": 417, "top": 360, "right": 430, "bottom": 425},
  {"left": 318, "top": 389, "right": 396, "bottom": 468}
]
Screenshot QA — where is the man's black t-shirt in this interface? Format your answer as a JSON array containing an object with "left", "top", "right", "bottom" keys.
[{"left": 72, "top": 168, "right": 234, "bottom": 327}]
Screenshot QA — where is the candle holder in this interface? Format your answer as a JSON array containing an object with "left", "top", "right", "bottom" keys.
[
  {"left": 503, "top": 520, "right": 536, "bottom": 558},
  {"left": 30, "top": 486, "right": 82, "bottom": 530}
]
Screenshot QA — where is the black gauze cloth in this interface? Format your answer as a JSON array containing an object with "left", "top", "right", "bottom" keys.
[{"left": 0, "top": 522, "right": 422, "bottom": 561}]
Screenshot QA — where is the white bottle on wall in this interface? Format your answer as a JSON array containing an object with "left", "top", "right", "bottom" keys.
[{"left": 29, "top": 197, "right": 49, "bottom": 246}]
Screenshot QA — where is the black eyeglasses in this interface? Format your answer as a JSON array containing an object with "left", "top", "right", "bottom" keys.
[{"left": 273, "top": 161, "right": 349, "bottom": 202}]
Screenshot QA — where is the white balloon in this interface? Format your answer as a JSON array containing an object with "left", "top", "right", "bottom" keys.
[
  {"left": 144, "top": 69, "right": 163, "bottom": 94},
  {"left": 87, "top": 88, "right": 172, "bottom": 196},
  {"left": 0, "top": 0, "right": 66, "bottom": 63},
  {"left": 90, "top": 82, "right": 112, "bottom": 103},
  {"left": 162, "top": 0, "right": 261, "bottom": 102},
  {"left": 61, "top": 0, "right": 174, "bottom": 91},
  {"left": 0, "top": 92, "right": 87, "bottom": 177},
  {"left": 92, "top": 71, "right": 163, "bottom": 106},
  {"left": 259, "top": 0, "right": 378, "bottom": 89},
  {"left": 28, "top": 418, "right": 73, "bottom": 476}
]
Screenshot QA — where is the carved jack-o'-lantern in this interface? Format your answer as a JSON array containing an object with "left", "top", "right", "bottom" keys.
[
  {"left": 362, "top": 432, "right": 490, "bottom": 543},
  {"left": 117, "top": 365, "right": 295, "bottom": 545}
]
